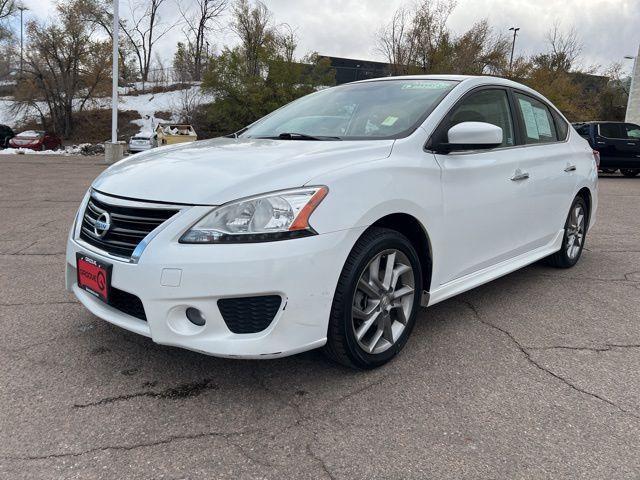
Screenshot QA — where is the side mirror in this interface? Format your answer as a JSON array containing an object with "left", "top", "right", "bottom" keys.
[{"left": 436, "top": 121, "right": 503, "bottom": 153}]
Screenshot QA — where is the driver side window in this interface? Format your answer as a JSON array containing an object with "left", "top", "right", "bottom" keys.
[{"left": 448, "top": 89, "right": 515, "bottom": 147}]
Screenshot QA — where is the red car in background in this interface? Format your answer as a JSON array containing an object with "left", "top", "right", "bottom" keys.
[{"left": 9, "top": 130, "right": 62, "bottom": 151}]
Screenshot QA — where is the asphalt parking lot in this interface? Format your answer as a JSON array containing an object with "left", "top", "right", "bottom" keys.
[{"left": 1, "top": 155, "right": 639, "bottom": 479}]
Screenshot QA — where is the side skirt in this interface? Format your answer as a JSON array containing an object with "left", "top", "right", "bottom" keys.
[{"left": 426, "top": 229, "right": 564, "bottom": 307}]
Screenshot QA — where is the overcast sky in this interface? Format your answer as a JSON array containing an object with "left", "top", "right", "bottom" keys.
[{"left": 18, "top": 0, "right": 640, "bottom": 75}]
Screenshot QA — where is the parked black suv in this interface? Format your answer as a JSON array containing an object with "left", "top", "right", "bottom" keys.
[
  {"left": 0, "top": 124, "right": 14, "bottom": 148},
  {"left": 573, "top": 121, "right": 640, "bottom": 177}
]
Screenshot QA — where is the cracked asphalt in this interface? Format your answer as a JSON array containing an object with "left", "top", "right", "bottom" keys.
[{"left": 1, "top": 155, "right": 640, "bottom": 479}]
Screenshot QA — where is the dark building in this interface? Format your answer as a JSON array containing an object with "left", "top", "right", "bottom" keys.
[{"left": 320, "top": 56, "right": 391, "bottom": 85}]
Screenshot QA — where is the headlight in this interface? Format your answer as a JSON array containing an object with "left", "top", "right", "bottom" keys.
[{"left": 179, "top": 186, "right": 328, "bottom": 244}]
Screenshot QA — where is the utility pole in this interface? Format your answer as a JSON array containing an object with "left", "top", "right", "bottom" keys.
[
  {"left": 509, "top": 27, "right": 520, "bottom": 73},
  {"left": 106, "top": 0, "right": 124, "bottom": 163},
  {"left": 111, "top": 0, "right": 119, "bottom": 145},
  {"left": 17, "top": 4, "right": 28, "bottom": 77}
]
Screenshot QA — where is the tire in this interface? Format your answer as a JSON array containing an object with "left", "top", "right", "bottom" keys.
[
  {"left": 620, "top": 169, "right": 639, "bottom": 178},
  {"left": 599, "top": 168, "right": 616, "bottom": 174},
  {"left": 323, "top": 227, "right": 423, "bottom": 369},
  {"left": 545, "top": 196, "right": 588, "bottom": 268}
]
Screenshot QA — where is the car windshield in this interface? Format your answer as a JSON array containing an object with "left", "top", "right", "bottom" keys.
[{"left": 242, "top": 79, "right": 458, "bottom": 140}]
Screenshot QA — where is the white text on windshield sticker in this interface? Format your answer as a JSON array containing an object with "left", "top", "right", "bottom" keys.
[{"left": 401, "top": 82, "right": 450, "bottom": 90}]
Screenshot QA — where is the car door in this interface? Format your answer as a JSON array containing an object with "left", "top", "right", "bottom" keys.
[
  {"left": 617, "top": 123, "right": 640, "bottom": 166},
  {"left": 431, "top": 87, "right": 532, "bottom": 284},
  {"left": 511, "top": 91, "right": 578, "bottom": 250},
  {"left": 595, "top": 123, "right": 630, "bottom": 168}
]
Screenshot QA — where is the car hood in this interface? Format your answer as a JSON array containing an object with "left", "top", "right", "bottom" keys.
[{"left": 93, "top": 137, "right": 394, "bottom": 205}]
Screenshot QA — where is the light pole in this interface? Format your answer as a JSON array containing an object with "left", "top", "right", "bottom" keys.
[
  {"left": 17, "top": 4, "right": 28, "bottom": 77},
  {"left": 106, "top": 0, "right": 123, "bottom": 163},
  {"left": 509, "top": 27, "right": 520, "bottom": 73},
  {"left": 624, "top": 51, "right": 639, "bottom": 123}
]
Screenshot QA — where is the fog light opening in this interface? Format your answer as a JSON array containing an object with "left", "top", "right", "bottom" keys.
[{"left": 186, "top": 307, "right": 206, "bottom": 326}]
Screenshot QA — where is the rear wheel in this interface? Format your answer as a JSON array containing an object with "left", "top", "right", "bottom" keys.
[
  {"left": 545, "top": 196, "right": 588, "bottom": 268},
  {"left": 323, "top": 227, "right": 422, "bottom": 369},
  {"left": 620, "top": 169, "right": 639, "bottom": 178}
]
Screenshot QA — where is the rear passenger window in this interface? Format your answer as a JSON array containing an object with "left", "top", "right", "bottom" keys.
[
  {"left": 553, "top": 112, "right": 569, "bottom": 140},
  {"left": 624, "top": 124, "right": 640, "bottom": 139},
  {"left": 598, "top": 123, "right": 624, "bottom": 138},
  {"left": 514, "top": 93, "right": 558, "bottom": 144}
]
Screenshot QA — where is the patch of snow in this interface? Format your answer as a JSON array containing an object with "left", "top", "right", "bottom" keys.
[
  {"left": 0, "top": 85, "right": 213, "bottom": 138},
  {"left": 0, "top": 144, "right": 99, "bottom": 156}
]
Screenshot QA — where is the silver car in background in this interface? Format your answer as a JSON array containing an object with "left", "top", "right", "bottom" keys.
[{"left": 128, "top": 133, "right": 158, "bottom": 153}]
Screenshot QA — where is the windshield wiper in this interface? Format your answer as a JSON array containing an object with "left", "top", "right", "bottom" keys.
[
  {"left": 225, "top": 126, "right": 249, "bottom": 139},
  {"left": 254, "top": 132, "right": 342, "bottom": 141}
]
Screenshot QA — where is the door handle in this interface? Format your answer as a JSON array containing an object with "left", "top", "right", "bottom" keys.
[
  {"left": 564, "top": 164, "right": 577, "bottom": 172},
  {"left": 510, "top": 170, "right": 530, "bottom": 181}
]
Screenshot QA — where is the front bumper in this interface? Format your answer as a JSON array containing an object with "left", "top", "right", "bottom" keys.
[{"left": 66, "top": 209, "right": 363, "bottom": 358}]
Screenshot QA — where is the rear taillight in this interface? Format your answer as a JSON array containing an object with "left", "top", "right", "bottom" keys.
[{"left": 592, "top": 150, "right": 600, "bottom": 168}]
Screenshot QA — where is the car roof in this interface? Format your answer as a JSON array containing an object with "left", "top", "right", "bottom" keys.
[
  {"left": 351, "top": 74, "right": 549, "bottom": 104},
  {"left": 354, "top": 74, "right": 530, "bottom": 89}
]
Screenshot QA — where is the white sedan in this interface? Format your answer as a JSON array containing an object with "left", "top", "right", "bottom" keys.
[{"left": 66, "top": 75, "right": 598, "bottom": 369}]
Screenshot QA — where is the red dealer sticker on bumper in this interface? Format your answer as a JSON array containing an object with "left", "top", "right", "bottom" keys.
[{"left": 76, "top": 253, "right": 111, "bottom": 303}]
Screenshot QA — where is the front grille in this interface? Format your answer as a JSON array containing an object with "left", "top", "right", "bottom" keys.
[
  {"left": 79, "top": 194, "right": 178, "bottom": 259},
  {"left": 218, "top": 295, "right": 282, "bottom": 334},
  {"left": 109, "top": 287, "right": 147, "bottom": 321}
]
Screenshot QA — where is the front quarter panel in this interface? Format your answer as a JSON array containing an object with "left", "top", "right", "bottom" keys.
[{"left": 306, "top": 129, "right": 445, "bottom": 281}]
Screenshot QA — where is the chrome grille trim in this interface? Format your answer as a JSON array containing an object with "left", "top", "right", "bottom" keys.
[{"left": 77, "top": 190, "right": 186, "bottom": 263}]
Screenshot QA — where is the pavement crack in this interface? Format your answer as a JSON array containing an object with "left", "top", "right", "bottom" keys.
[
  {"left": 73, "top": 379, "right": 218, "bottom": 408},
  {"left": 11, "top": 241, "right": 38, "bottom": 254},
  {"left": 528, "top": 344, "right": 640, "bottom": 353},
  {"left": 0, "top": 300, "right": 78, "bottom": 307},
  {"left": 3, "top": 428, "right": 258, "bottom": 462},
  {"left": 305, "top": 440, "right": 338, "bottom": 480},
  {"left": 4, "top": 252, "right": 65, "bottom": 256},
  {"left": 531, "top": 272, "right": 638, "bottom": 284},
  {"left": 334, "top": 373, "right": 391, "bottom": 406},
  {"left": 459, "top": 299, "right": 640, "bottom": 420}
]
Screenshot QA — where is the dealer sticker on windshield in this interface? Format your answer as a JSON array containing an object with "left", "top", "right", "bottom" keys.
[{"left": 401, "top": 82, "right": 452, "bottom": 90}]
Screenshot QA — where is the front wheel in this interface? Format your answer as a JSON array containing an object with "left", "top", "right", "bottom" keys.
[
  {"left": 323, "top": 227, "right": 423, "bottom": 369},
  {"left": 620, "top": 169, "right": 639, "bottom": 178},
  {"left": 545, "top": 196, "right": 588, "bottom": 268}
]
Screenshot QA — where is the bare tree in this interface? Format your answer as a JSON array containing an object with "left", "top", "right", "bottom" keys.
[
  {"left": 451, "top": 20, "right": 510, "bottom": 75},
  {"left": 376, "top": 1, "right": 455, "bottom": 74},
  {"left": 177, "top": 0, "right": 226, "bottom": 81},
  {"left": 0, "top": 0, "right": 15, "bottom": 19},
  {"left": 411, "top": 0, "right": 456, "bottom": 72},
  {"left": 76, "top": 0, "right": 139, "bottom": 82},
  {"left": 375, "top": 6, "right": 417, "bottom": 74},
  {"left": 171, "top": 83, "right": 204, "bottom": 123},
  {"left": 544, "top": 22, "right": 582, "bottom": 72},
  {"left": 120, "top": 0, "right": 179, "bottom": 82},
  {"left": 275, "top": 23, "right": 297, "bottom": 64},
  {"left": 13, "top": 0, "right": 111, "bottom": 137},
  {"left": 231, "top": 0, "right": 274, "bottom": 77}
]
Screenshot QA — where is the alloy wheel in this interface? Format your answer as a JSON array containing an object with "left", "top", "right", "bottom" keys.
[
  {"left": 566, "top": 203, "right": 585, "bottom": 259},
  {"left": 351, "top": 249, "right": 415, "bottom": 354}
]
